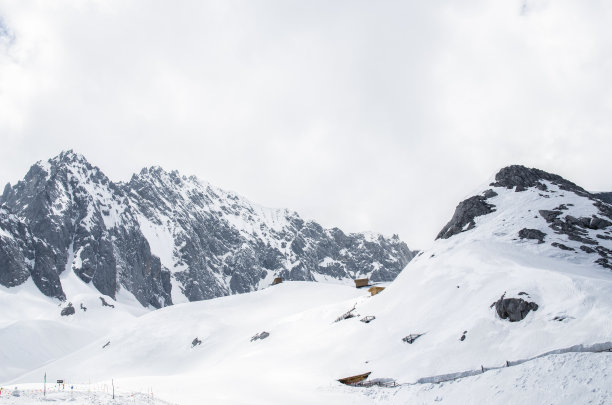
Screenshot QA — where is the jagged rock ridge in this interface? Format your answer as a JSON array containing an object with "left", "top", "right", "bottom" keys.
[{"left": 0, "top": 151, "right": 416, "bottom": 307}]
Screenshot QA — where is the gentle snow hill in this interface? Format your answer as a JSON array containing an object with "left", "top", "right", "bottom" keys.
[
  {"left": 0, "top": 272, "right": 146, "bottom": 382},
  {"left": 4, "top": 165, "right": 612, "bottom": 404}
]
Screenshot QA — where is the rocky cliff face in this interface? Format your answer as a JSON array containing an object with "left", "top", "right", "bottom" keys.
[{"left": 0, "top": 151, "right": 416, "bottom": 307}]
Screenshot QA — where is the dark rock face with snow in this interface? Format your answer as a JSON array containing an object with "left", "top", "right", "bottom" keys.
[
  {"left": 437, "top": 164, "right": 612, "bottom": 271},
  {"left": 0, "top": 151, "right": 416, "bottom": 307},
  {"left": 491, "top": 165, "right": 587, "bottom": 195},
  {"left": 595, "top": 192, "right": 612, "bottom": 204},
  {"left": 436, "top": 191, "right": 496, "bottom": 240},
  {"left": 0, "top": 206, "right": 65, "bottom": 299}
]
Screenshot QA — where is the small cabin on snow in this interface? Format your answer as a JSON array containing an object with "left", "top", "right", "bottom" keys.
[
  {"left": 272, "top": 277, "right": 283, "bottom": 285},
  {"left": 368, "top": 286, "right": 385, "bottom": 296},
  {"left": 354, "top": 278, "right": 369, "bottom": 288}
]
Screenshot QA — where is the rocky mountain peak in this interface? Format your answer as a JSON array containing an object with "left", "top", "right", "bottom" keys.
[
  {"left": 436, "top": 165, "right": 612, "bottom": 271},
  {"left": 491, "top": 165, "right": 587, "bottom": 195},
  {"left": 0, "top": 152, "right": 417, "bottom": 308}
]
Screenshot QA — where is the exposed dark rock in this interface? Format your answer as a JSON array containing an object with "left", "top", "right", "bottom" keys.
[
  {"left": 518, "top": 228, "right": 546, "bottom": 244},
  {"left": 80, "top": 303, "right": 87, "bottom": 311},
  {"left": 494, "top": 294, "right": 539, "bottom": 322},
  {"left": 436, "top": 196, "right": 496, "bottom": 239},
  {"left": 596, "top": 258, "right": 612, "bottom": 270},
  {"left": 482, "top": 189, "right": 498, "bottom": 199},
  {"left": 402, "top": 334, "right": 423, "bottom": 344},
  {"left": 581, "top": 245, "right": 596, "bottom": 254},
  {"left": 0, "top": 206, "right": 65, "bottom": 299},
  {"left": 552, "top": 242, "right": 575, "bottom": 251},
  {"left": 590, "top": 216, "right": 612, "bottom": 230},
  {"left": 539, "top": 210, "right": 563, "bottom": 223},
  {"left": 360, "top": 316, "right": 376, "bottom": 324},
  {"left": 595, "top": 192, "right": 612, "bottom": 204},
  {"left": 100, "top": 296, "right": 115, "bottom": 308},
  {"left": 191, "top": 337, "right": 202, "bottom": 347},
  {"left": 491, "top": 165, "right": 588, "bottom": 196},
  {"left": 60, "top": 302, "right": 75, "bottom": 316},
  {"left": 102, "top": 341, "right": 110, "bottom": 349},
  {"left": 250, "top": 331, "right": 270, "bottom": 342}
]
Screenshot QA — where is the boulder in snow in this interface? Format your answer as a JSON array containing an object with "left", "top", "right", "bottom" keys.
[
  {"left": 494, "top": 294, "right": 538, "bottom": 322},
  {"left": 60, "top": 303, "right": 75, "bottom": 316}
]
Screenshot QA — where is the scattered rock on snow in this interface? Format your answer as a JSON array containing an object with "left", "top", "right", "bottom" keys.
[
  {"left": 552, "top": 242, "right": 575, "bottom": 251},
  {"left": 102, "top": 341, "right": 111, "bottom": 349},
  {"left": 518, "top": 228, "right": 546, "bottom": 244},
  {"left": 100, "top": 296, "right": 115, "bottom": 308},
  {"left": 250, "top": 331, "right": 270, "bottom": 342},
  {"left": 60, "top": 302, "right": 75, "bottom": 316},
  {"left": 360, "top": 316, "right": 376, "bottom": 324},
  {"left": 402, "top": 334, "right": 423, "bottom": 344},
  {"left": 192, "top": 337, "right": 202, "bottom": 347}
]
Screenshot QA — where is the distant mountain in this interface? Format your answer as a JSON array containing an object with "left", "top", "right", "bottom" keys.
[{"left": 0, "top": 151, "right": 416, "bottom": 307}]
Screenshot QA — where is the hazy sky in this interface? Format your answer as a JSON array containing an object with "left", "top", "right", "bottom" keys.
[{"left": 1, "top": 0, "right": 611, "bottom": 249}]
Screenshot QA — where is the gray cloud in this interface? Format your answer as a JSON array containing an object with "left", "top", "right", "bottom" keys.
[{"left": 0, "top": 0, "right": 611, "bottom": 248}]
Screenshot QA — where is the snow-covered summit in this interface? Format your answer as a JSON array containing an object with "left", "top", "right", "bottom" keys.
[{"left": 436, "top": 165, "right": 612, "bottom": 270}]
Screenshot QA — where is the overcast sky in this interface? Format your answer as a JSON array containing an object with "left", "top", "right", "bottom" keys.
[{"left": 1, "top": 0, "right": 611, "bottom": 249}]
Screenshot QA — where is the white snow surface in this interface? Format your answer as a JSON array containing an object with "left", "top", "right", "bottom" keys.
[{"left": 2, "top": 178, "right": 612, "bottom": 403}]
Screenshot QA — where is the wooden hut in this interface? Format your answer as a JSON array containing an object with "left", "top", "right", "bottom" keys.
[
  {"left": 338, "top": 372, "right": 372, "bottom": 385},
  {"left": 354, "top": 278, "right": 370, "bottom": 288},
  {"left": 272, "top": 277, "right": 283, "bottom": 285},
  {"left": 368, "top": 286, "right": 385, "bottom": 296}
]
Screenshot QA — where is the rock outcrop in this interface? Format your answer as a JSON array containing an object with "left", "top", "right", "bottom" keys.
[
  {"left": 494, "top": 294, "right": 539, "bottom": 322},
  {"left": 436, "top": 191, "right": 496, "bottom": 240}
]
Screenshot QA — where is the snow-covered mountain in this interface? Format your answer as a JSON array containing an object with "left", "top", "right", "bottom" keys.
[
  {"left": 2, "top": 164, "right": 612, "bottom": 404},
  {"left": 0, "top": 151, "right": 416, "bottom": 308}
]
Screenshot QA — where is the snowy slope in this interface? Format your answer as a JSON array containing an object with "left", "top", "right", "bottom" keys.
[
  {"left": 0, "top": 273, "right": 146, "bottom": 382},
  {"left": 3, "top": 165, "right": 612, "bottom": 404}
]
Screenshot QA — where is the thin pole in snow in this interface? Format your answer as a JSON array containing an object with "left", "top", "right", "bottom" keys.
[
  {"left": 112, "top": 379, "right": 115, "bottom": 399},
  {"left": 44, "top": 372, "right": 46, "bottom": 397}
]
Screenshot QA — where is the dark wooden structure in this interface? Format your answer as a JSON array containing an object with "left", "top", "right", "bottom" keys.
[
  {"left": 354, "top": 278, "right": 369, "bottom": 288},
  {"left": 338, "top": 372, "right": 372, "bottom": 385},
  {"left": 272, "top": 277, "right": 283, "bottom": 285}
]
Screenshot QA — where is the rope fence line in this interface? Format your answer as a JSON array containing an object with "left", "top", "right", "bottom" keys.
[
  {"left": 0, "top": 382, "right": 177, "bottom": 404},
  {"left": 395, "top": 341, "right": 612, "bottom": 386}
]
